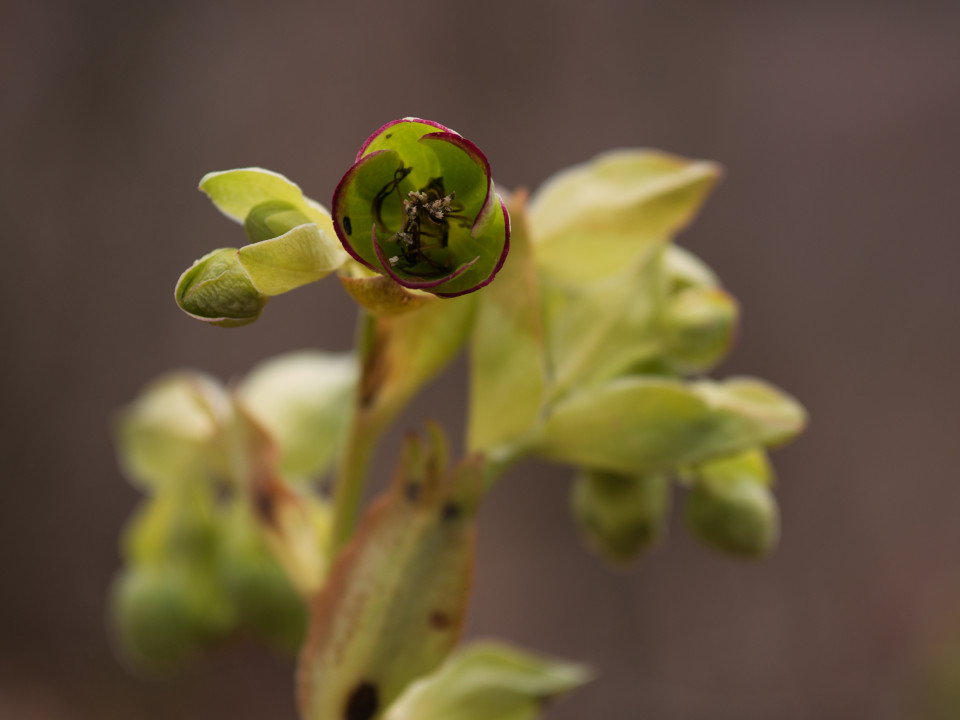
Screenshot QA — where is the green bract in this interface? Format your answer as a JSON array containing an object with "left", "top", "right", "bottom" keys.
[
  {"left": 175, "top": 168, "right": 347, "bottom": 326},
  {"left": 333, "top": 118, "right": 509, "bottom": 297},
  {"left": 385, "top": 641, "right": 590, "bottom": 720}
]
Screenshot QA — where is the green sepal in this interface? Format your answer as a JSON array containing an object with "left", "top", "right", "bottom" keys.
[
  {"left": 384, "top": 641, "right": 591, "bottom": 720},
  {"left": 571, "top": 469, "right": 670, "bottom": 566},
  {"left": 533, "top": 376, "right": 806, "bottom": 476},
  {"left": 338, "top": 261, "right": 438, "bottom": 317},
  {"left": 528, "top": 150, "right": 721, "bottom": 283},
  {"left": 175, "top": 247, "right": 268, "bottom": 327},
  {"left": 684, "top": 448, "right": 779, "bottom": 558}
]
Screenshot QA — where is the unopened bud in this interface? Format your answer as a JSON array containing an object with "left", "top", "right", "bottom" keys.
[
  {"left": 663, "top": 287, "right": 738, "bottom": 373},
  {"left": 175, "top": 248, "right": 267, "bottom": 327},
  {"left": 684, "top": 451, "right": 778, "bottom": 558},
  {"left": 571, "top": 468, "right": 669, "bottom": 565}
]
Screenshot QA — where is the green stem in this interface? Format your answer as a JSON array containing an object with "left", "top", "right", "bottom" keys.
[{"left": 329, "top": 410, "right": 383, "bottom": 553}]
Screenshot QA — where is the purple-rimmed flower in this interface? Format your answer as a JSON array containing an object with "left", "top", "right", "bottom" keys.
[{"left": 332, "top": 118, "right": 509, "bottom": 297}]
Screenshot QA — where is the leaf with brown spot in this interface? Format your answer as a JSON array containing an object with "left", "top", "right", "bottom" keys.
[
  {"left": 232, "top": 400, "right": 330, "bottom": 596},
  {"left": 298, "top": 426, "right": 483, "bottom": 720}
]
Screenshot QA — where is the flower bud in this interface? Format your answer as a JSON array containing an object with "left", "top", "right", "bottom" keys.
[
  {"left": 175, "top": 248, "right": 267, "bottom": 327},
  {"left": 333, "top": 118, "right": 509, "bottom": 297},
  {"left": 110, "top": 563, "right": 233, "bottom": 672},
  {"left": 111, "top": 565, "right": 200, "bottom": 671},
  {"left": 570, "top": 468, "right": 669, "bottom": 565},
  {"left": 662, "top": 287, "right": 738, "bottom": 374},
  {"left": 218, "top": 506, "right": 308, "bottom": 655},
  {"left": 684, "top": 450, "right": 778, "bottom": 558}
]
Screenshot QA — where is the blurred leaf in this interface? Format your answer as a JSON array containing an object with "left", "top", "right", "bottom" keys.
[
  {"left": 114, "top": 371, "right": 229, "bottom": 490},
  {"left": 199, "top": 167, "right": 334, "bottom": 234},
  {"left": 231, "top": 401, "right": 331, "bottom": 595},
  {"left": 385, "top": 641, "right": 590, "bottom": 720},
  {"left": 299, "top": 429, "right": 483, "bottom": 720},
  {"left": 541, "top": 245, "right": 665, "bottom": 397},
  {"left": 468, "top": 192, "right": 547, "bottom": 452},
  {"left": 684, "top": 448, "right": 779, "bottom": 557},
  {"left": 664, "top": 244, "right": 719, "bottom": 291},
  {"left": 528, "top": 150, "right": 720, "bottom": 282},
  {"left": 533, "top": 376, "right": 806, "bottom": 475},
  {"left": 239, "top": 351, "right": 357, "bottom": 483},
  {"left": 237, "top": 223, "right": 347, "bottom": 296},
  {"left": 571, "top": 469, "right": 670, "bottom": 566}
]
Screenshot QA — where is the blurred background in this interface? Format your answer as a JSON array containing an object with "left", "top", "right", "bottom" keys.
[{"left": 2, "top": 0, "right": 960, "bottom": 718}]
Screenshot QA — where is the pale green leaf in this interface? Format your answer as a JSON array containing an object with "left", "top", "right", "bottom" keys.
[
  {"left": 468, "top": 193, "right": 547, "bottom": 452},
  {"left": 237, "top": 223, "right": 347, "bottom": 296},
  {"left": 114, "top": 371, "right": 229, "bottom": 490},
  {"left": 298, "top": 431, "right": 483, "bottom": 720},
  {"left": 534, "top": 376, "right": 807, "bottom": 475},
  {"left": 385, "top": 641, "right": 590, "bottom": 720},
  {"left": 199, "top": 167, "right": 333, "bottom": 230},
  {"left": 528, "top": 150, "right": 720, "bottom": 282},
  {"left": 664, "top": 244, "right": 719, "bottom": 291},
  {"left": 542, "top": 245, "right": 665, "bottom": 398},
  {"left": 239, "top": 351, "right": 357, "bottom": 482}
]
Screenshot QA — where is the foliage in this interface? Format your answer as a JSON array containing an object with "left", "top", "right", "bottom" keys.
[{"left": 112, "top": 118, "right": 806, "bottom": 718}]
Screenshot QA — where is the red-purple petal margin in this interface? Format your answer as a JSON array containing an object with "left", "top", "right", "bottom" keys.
[
  {"left": 356, "top": 117, "right": 458, "bottom": 161},
  {"left": 418, "top": 131, "right": 495, "bottom": 239},
  {"left": 434, "top": 195, "right": 511, "bottom": 298},
  {"left": 372, "top": 224, "right": 480, "bottom": 290},
  {"left": 331, "top": 151, "right": 388, "bottom": 273}
]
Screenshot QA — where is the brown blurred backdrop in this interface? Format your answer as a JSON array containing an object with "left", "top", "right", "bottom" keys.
[{"left": 2, "top": 1, "right": 960, "bottom": 718}]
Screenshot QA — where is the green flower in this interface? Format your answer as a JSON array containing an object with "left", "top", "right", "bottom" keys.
[{"left": 333, "top": 118, "right": 509, "bottom": 297}]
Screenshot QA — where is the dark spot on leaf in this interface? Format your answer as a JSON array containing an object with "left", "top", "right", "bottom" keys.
[
  {"left": 385, "top": 133, "right": 392, "bottom": 139},
  {"left": 343, "top": 216, "right": 353, "bottom": 235},
  {"left": 253, "top": 486, "right": 276, "bottom": 527},
  {"left": 344, "top": 681, "right": 379, "bottom": 720},
  {"left": 441, "top": 502, "right": 461, "bottom": 521},
  {"left": 429, "top": 611, "right": 451, "bottom": 630},
  {"left": 404, "top": 483, "right": 421, "bottom": 502}
]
